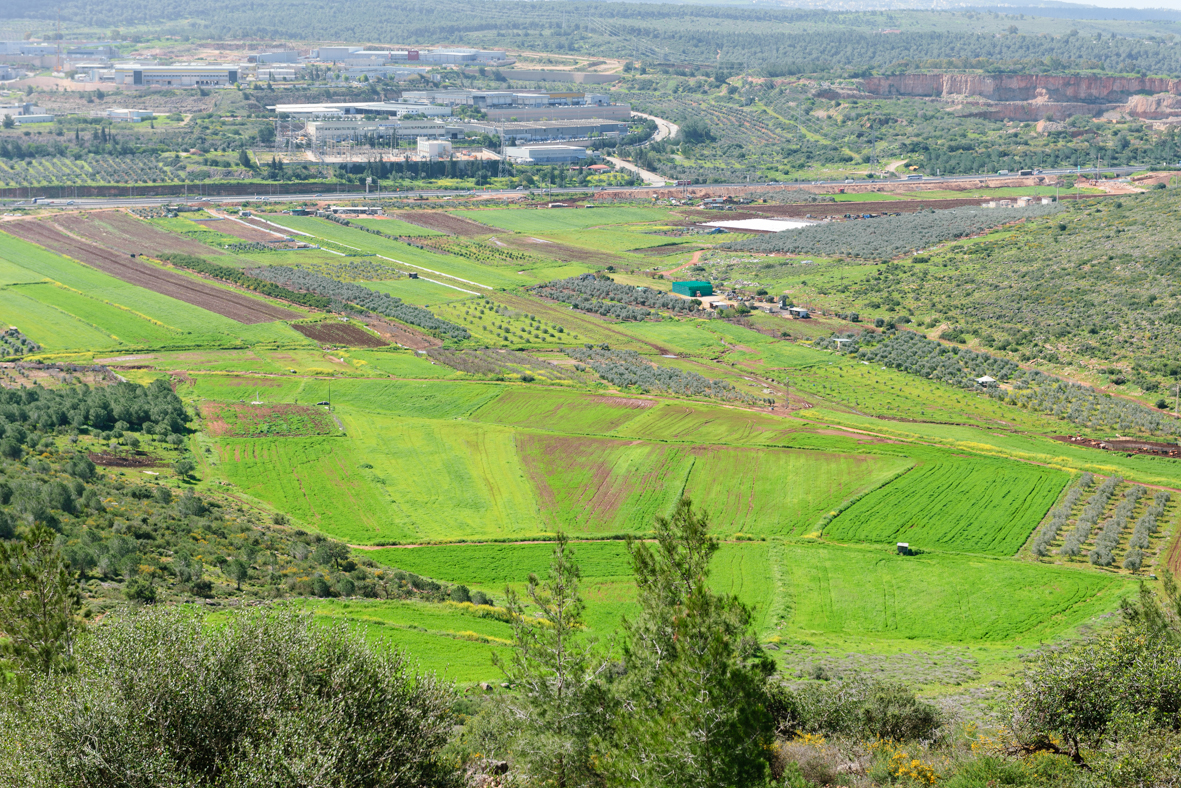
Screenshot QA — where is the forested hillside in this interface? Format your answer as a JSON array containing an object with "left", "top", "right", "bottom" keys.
[{"left": 7, "top": 0, "right": 1181, "bottom": 75}]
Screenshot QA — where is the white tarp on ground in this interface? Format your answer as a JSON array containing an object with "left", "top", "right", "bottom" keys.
[{"left": 702, "top": 218, "right": 815, "bottom": 232}]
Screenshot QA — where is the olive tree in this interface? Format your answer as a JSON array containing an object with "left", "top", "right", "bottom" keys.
[{"left": 0, "top": 606, "right": 459, "bottom": 788}]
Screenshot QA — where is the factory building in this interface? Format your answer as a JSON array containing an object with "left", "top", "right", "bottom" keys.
[
  {"left": 486, "top": 104, "right": 631, "bottom": 122},
  {"left": 463, "top": 118, "right": 627, "bottom": 142},
  {"left": 269, "top": 100, "right": 451, "bottom": 119},
  {"left": 303, "top": 119, "right": 464, "bottom": 143},
  {"left": 107, "top": 108, "right": 155, "bottom": 122},
  {"left": 112, "top": 64, "right": 242, "bottom": 88},
  {"left": 249, "top": 50, "right": 301, "bottom": 64},
  {"left": 504, "top": 145, "right": 590, "bottom": 165},
  {"left": 310, "top": 46, "right": 505, "bottom": 64},
  {"left": 344, "top": 65, "right": 432, "bottom": 80},
  {"left": 402, "top": 89, "right": 610, "bottom": 108},
  {"left": 0, "top": 103, "right": 54, "bottom": 124}
]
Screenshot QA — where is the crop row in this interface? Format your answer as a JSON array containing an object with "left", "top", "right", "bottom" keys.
[
  {"left": 1089, "top": 485, "right": 1145, "bottom": 566},
  {"left": 532, "top": 274, "right": 706, "bottom": 322},
  {"left": 1030, "top": 473, "right": 1093, "bottom": 556},
  {"left": 1058, "top": 475, "right": 1122, "bottom": 557},
  {"left": 855, "top": 330, "right": 1181, "bottom": 438},
  {"left": 565, "top": 345, "right": 761, "bottom": 403},
  {"left": 248, "top": 265, "right": 469, "bottom": 340},
  {"left": 725, "top": 205, "right": 1060, "bottom": 260},
  {"left": 159, "top": 254, "right": 331, "bottom": 311},
  {"left": 0, "top": 154, "right": 179, "bottom": 186},
  {"left": 1124, "top": 492, "right": 1171, "bottom": 571},
  {"left": 426, "top": 349, "right": 579, "bottom": 381}
]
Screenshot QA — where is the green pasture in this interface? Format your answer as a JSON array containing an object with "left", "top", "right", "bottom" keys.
[
  {"left": 455, "top": 206, "right": 671, "bottom": 233},
  {"left": 348, "top": 216, "right": 445, "bottom": 236},
  {"left": 619, "top": 320, "right": 726, "bottom": 356},
  {"left": 301, "top": 599, "right": 511, "bottom": 682},
  {"left": 470, "top": 388, "right": 654, "bottom": 434},
  {"left": 777, "top": 540, "right": 1132, "bottom": 643},
  {"left": 0, "top": 231, "right": 311, "bottom": 349},
  {"left": 824, "top": 457, "right": 1070, "bottom": 555},
  {"left": 20, "top": 283, "right": 181, "bottom": 346},
  {"left": 256, "top": 215, "right": 528, "bottom": 288},
  {"left": 0, "top": 287, "right": 122, "bottom": 351},
  {"left": 367, "top": 277, "right": 471, "bottom": 306}
]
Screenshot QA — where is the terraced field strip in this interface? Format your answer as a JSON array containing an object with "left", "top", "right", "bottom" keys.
[
  {"left": 58, "top": 210, "right": 231, "bottom": 258},
  {"left": 455, "top": 206, "right": 673, "bottom": 233},
  {"left": 2, "top": 221, "right": 299, "bottom": 324},
  {"left": 778, "top": 540, "right": 1133, "bottom": 643},
  {"left": 823, "top": 456, "right": 1070, "bottom": 555},
  {"left": 0, "top": 286, "right": 121, "bottom": 350},
  {"left": 359, "top": 540, "right": 773, "bottom": 637}
]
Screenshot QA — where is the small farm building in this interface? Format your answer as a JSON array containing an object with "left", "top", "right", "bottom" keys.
[
  {"left": 788, "top": 306, "right": 810, "bottom": 319},
  {"left": 975, "top": 375, "right": 997, "bottom": 385},
  {"left": 672, "top": 281, "right": 713, "bottom": 297}
]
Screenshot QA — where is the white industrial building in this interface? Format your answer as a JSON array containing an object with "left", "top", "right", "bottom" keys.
[
  {"left": 256, "top": 67, "right": 302, "bottom": 81},
  {"left": 417, "top": 138, "right": 453, "bottom": 160},
  {"left": 249, "top": 50, "right": 300, "bottom": 64},
  {"left": 344, "top": 65, "right": 432, "bottom": 80},
  {"left": 107, "top": 107, "right": 155, "bottom": 122},
  {"left": 505, "top": 145, "right": 590, "bottom": 165},
  {"left": 464, "top": 118, "right": 627, "bottom": 141},
  {"left": 303, "top": 119, "right": 464, "bottom": 143},
  {"left": 402, "top": 89, "right": 610, "bottom": 108},
  {"left": 310, "top": 46, "right": 505, "bottom": 64},
  {"left": 112, "top": 64, "right": 243, "bottom": 88},
  {"left": 268, "top": 100, "right": 451, "bottom": 119},
  {"left": 0, "top": 102, "right": 54, "bottom": 124}
]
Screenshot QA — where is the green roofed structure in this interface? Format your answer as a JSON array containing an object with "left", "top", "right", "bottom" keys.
[{"left": 671, "top": 281, "right": 713, "bottom": 297}]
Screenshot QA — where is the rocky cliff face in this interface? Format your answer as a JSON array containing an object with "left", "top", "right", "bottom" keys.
[{"left": 861, "top": 74, "right": 1181, "bottom": 103}]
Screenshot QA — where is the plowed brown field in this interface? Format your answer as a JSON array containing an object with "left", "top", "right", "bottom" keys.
[
  {"left": 291, "top": 322, "right": 388, "bottom": 347},
  {"left": 56, "top": 211, "right": 224, "bottom": 257},
  {"left": 3, "top": 220, "right": 299, "bottom": 324},
  {"left": 394, "top": 211, "right": 491, "bottom": 236}
]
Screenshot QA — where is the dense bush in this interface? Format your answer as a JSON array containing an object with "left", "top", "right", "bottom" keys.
[
  {"left": 0, "top": 328, "right": 41, "bottom": 358},
  {"left": 0, "top": 607, "right": 458, "bottom": 788},
  {"left": 725, "top": 206, "right": 1059, "bottom": 260},
  {"left": 250, "top": 265, "right": 469, "bottom": 340},
  {"left": 768, "top": 678, "right": 942, "bottom": 742}
]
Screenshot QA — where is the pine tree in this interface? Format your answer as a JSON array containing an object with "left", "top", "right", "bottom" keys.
[
  {"left": 495, "top": 533, "right": 611, "bottom": 788},
  {"left": 614, "top": 498, "right": 774, "bottom": 788},
  {"left": 0, "top": 524, "right": 81, "bottom": 681}
]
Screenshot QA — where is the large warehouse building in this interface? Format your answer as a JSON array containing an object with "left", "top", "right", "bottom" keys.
[
  {"left": 112, "top": 64, "right": 241, "bottom": 87},
  {"left": 504, "top": 145, "right": 590, "bottom": 164}
]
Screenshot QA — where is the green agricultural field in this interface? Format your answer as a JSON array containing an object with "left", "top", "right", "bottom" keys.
[
  {"left": 455, "top": 206, "right": 672, "bottom": 232},
  {"left": 470, "top": 388, "right": 655, "bottom": 434},
  {"left": 367, "top": 277, "right": 473, "bottom": 305},
  {"left": 0, "top": 287, "right": 122, "bottom": 351},
  {"left": 0, "top": 231, "right": 312, "bottom": 350},
  {"left": 823, "top": 457, "right": 1070, "bottom": 555},
  {"left": 619, "top": 320, "right": 727, "bottom": 356},
  {"left": 348, "top": 216, "right": 445, "bottom": 236},
  {"left": 19, "top": 283, "right": 181, "bottom": 346},
  {"left": 777, "top": 540, "right": 1133, "bottom": 643}
]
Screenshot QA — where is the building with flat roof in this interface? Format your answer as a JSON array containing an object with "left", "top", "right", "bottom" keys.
[
  {"left": 486, "top": 104, "right": 631, "bottom": 122},
  {"left": 464, "top": 118, "right": 626, "bottom": 141},
  {"left": 417, "top": 138, "right": 452, "bottom": 160},
  {"left": 505, "top": 145, "right": 589, "bottom": 164},
  {"left": 249, "top": 50, "right": 300, "bottom": 63},
  {"left": 269, "top": 100, "right": 450, "bottom": 119},
  {"left": 304, "top": 119, "right": 464, "bottom": 143},
  {"left": 113, "top": 64, "right": 242, "bottom": 88},
  {"left": 672, "top": 281, "right": 713, "bottom": 298},
  {"left": 107, "top": 107, "right": 155, "bottom": 122}
]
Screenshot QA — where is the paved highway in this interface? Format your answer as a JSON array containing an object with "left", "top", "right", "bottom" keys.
[{"left": 0, "top": 165, "right": 1152, "bottom": 211}]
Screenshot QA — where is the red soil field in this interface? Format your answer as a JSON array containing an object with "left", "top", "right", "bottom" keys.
[
  {"left": 3, "top": 220, "right": 299, "bottom": 324},
  {"left": 291, "top": 322, "right": 388, "bottom": 347},
  {"left": 393, "top": 211, "right": 492, "bottom": 236},
  {"left": 201, "top": 402, "right": 335, "bottom": 437},
  {"left": 367, "top": 319, "right": 441, "bottom": 350},
  {"left": 192, "top": 217, "right": 285, "bottom": 243}
]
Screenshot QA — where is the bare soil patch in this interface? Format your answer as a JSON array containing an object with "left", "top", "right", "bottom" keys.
[
  {"left": 89, "top": 451, "right": 163, "bottom": 467},
  {"left": 366, "top": 319, "right": 441, "bottom": 350},
  {"left": 194, "top": 218, "right": 285, "bottom": 243},
  {"left": 497, "top": 234, "right": 624, "bottom": 265},
  {"left": 201, "top": 402, "right": 335, "bottom": 437},
  {"left": 1052, "top": 434, "right": 1181, "bottom": 457},
  {"left": 57, "top": 211, "right": 224, "bottom": 257},
  {"left": 393, "top": 211, "right": 492, "bottom": 236},
  {"left": 590, "top": 396, "right": 656, "bottom": 409},
  {"left": 291, "top": 322, "right": 388, "bottom": 347},
  {"left": 3, "top": 219, "right": 299, "bottom": 324}
]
